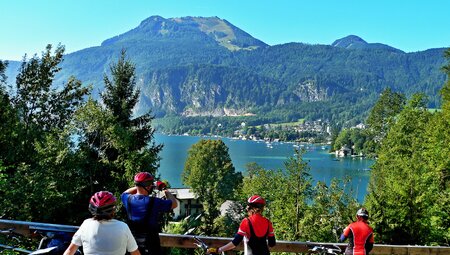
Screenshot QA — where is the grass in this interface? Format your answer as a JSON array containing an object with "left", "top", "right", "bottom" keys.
[{"left": 427, "top": 108, "right": 442, "bottom": 113}]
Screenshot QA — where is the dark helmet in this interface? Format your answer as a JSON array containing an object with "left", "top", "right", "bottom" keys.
[
  {"left": 134, "top": 172, "right": 154, "bottom": 187},
  {"left": 88, "top": 191, "right": 117, "bottom": 216},
  {"left": 356, "top": 208, "right": 369, "bottom": 218},
  {"left": 247, "top": 195, "right": 266, "bottom": 208}
]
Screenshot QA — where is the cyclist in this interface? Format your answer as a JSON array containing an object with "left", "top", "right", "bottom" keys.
[
  {"left": 340, "top": 208, "right": 374, "bottom": 255},
  {"left": 121, "top": 172, "right": 178, "bottom": 255},
  {"left": 63, "top": 191, "right": 139, "bottom": 255},
  {"left": 208, "top": 195, "right": 276, "bottom": 255}
]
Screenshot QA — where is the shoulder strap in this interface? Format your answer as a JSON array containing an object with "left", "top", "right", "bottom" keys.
[
  {"left": 127, "top": 195, "right": 133, "bottom": 220},
  {"left": 247, "top": 218, "right": 255, "bottom": 237},
  {"left": 144, "top": 196, "right": 155, "bottom": 221}
]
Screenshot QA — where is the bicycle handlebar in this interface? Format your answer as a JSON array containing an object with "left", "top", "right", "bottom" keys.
[
  {"left": 193, "top": 236, "right": 209, "bottom": 250},
  {"left": 0, "top": 228, "right": 17, "bottom": 235},
  {"left": 308, "top": 244, "right": 343, "bottom": 254}
]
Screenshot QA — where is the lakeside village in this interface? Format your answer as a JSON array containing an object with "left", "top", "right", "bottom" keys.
[{"left": 180, "top": 119, "right": 367, "bottom": 158}]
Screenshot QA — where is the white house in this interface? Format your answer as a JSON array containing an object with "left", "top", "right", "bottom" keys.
[{"left": 167, "top": 188, "right": 202, "bottom": 220}]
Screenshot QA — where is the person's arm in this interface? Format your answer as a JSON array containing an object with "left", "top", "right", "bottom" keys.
[
  {"left": 218, "top": 241, "right": 236, "bottom": 253},
  {"left": 365, "top": 232, "right": 374, "bottom": 253},
  {"left": 340, "top": 225, "right": 351, "bottom": 242},
  {"left": 63, "top": 243, "right": 79, "bottom": 255},
  {"left": 365, "top": 242, "right": 373, "bottom": 253},
  {"left": 268, "top": 220, "right": 276, "bottom": 247},
  {"left": 268, "top": 236, "right": 276, "bottom": 247},
  {"left": 207, "top": 233, "right": 242, "bottom": 254},
  {"left": 130, "top": 249, "right": 141, "bottom": 255},
  {"left": 209, "top": 219, "right": 246, "bottom": 253},
  {"left": 164, "top": 190, "right": 178, "bottom": 209},
  {"left": 123, "top": 186, "right": 138, "bottom": 194}
]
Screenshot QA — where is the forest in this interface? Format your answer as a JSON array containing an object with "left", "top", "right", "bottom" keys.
[{"left": 0, "top": 46, "right": 449, "bottom": 249}]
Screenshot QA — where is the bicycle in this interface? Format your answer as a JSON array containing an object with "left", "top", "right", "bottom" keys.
[
  {"left": 307, "top": 243, "right": 343, "bottom": 255},
  {"left": 0, "top": 228, "right": 69, "bottom": 254}
]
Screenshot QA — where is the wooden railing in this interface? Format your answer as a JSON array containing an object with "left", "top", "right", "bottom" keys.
[{"left": 1, "top": 219, "right": 449, "bottom": 255}]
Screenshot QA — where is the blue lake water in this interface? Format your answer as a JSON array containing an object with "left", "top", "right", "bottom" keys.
[{"left": 155, "top": 134, "right": 373, "bottom": 202}]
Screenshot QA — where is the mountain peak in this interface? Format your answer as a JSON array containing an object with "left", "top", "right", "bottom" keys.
[
  {"left": 331, "top": 35, "right": 403, "bottom": 53},
  {"left": 139, "top": 15, "right": 166, "bottom": 26},
  {"left": 331, "top": 35, "right": 368, "bottom": 48}
]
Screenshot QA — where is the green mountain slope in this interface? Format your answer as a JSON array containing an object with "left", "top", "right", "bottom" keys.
[
  {"left": 4, "top": 16, "right": 448, "bottom": 126},
  {"left": 228, "top": 43, "right": 446, "bottom": 107}
]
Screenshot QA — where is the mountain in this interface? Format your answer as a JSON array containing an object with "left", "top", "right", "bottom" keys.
[
  {"left": 54, "top": 16, "right": 268, "bottom": 91},
  {"left": 3, "top": 16, "right": 448, "bottom": 126},
  {"left": 102, "top": 16, "right": 267, "bottom": 51},
  {"left": 332, "top": 35, "right": 403, "bottom": 53}
]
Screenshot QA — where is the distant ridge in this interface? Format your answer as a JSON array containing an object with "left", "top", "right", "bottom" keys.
[{"left": 332, "top": 35, "right": 403, "bottom": 52}]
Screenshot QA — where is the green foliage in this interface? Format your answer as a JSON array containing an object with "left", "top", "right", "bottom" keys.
[
  {"left": 0, "top": 67, "right": 20, "bottom": 165},
  {"left": 72, "top": 98, "right": 121, "bottom": 193},
  {"left": 329, "top": 51, "right": 450, "bottom": 245},
  {"left": 241, "top": 151, "right": 360, "bottom": 242},
  {"left": 1, "top": 132, "right": 88, "bottom": 222},
  {"left": 15, "top": 44, "right": 89, "bottom": 132},
  {"left": 365, "top": 88, "right": 406, "bottom": 147},
  {"left": 182, "top": 139, "right": 243, "bottom": 235},
  {"left": 420, "top": 49, "right": 450, "bottom": 244},
  {"left": 102, "top": 49, "right": 140, "bottom": 126},
  {"left": 0, "top": 45, "right": 90, "bottom": 223},
  {"left": 422, "top": 108, "right": 450, "bottom": 244},
  {"left": 0, "top": 60, "right": 6, "bottom": 85},
  {"left": 214, "top": 201, "right": 244, "bottom": 237},
  {"left": 300, "top": 178, "right": 360, "bottom": 242},
  {"left": 0, "top": 47, "right": 162, "bottom": 226},
  {"left": 332, "top": 128, "right": 368, "bottom": 155},
  {"left": 365, "top": 93, "right": 447, "bottom": 245},
  {"left": 332, "top": 88, "right": 406, "bottom": 157},
  {"left": 273, "top": 149, "right": 313, "bottom": 240},
  {"left": 72, "top": 51, "right": 163, "bottom": 194}
]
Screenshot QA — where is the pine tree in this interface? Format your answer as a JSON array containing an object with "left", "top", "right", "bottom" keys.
[{"left": 75, "top": 50, "right": 162, "bottom": 193}]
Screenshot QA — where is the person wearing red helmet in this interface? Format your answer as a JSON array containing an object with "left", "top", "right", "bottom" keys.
[
  {"left": 340, "top": 208, "right": 374, "bottom": 255},
  {"left": 208, "top": 195, "right": 276, "bottom": 255},
  {"left": 63, "top": 191, "right": 139, "bottom": 255},
  {"left": 121, "top": 172, "right": 178, "bottom": 255}
]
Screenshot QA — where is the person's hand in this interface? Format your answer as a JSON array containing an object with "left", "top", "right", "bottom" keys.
[
  {"left": 206, "top": 248, "right": 219, "bottom": 254},
  {"left": 155, "top": 181, "right": 167, "bottom": 191}
]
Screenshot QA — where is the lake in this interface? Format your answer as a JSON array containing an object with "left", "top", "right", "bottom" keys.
[{"left": 155, "top": 133, "right": 373, "bottom": 202}]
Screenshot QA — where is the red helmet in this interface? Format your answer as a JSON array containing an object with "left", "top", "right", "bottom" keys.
[
  {"left": 89, "top": 191, "right": 117, "bottom": 216},
  {"left": 247, "top": 195, "right": 266, "bottom": 208},
  {"left": 134, "top": 172, "right": 154, "bottom": 187}
]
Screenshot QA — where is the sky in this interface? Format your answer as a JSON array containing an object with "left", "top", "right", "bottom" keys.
[{"left": 1, "top": 0, "right": 449, "bottom": 61}]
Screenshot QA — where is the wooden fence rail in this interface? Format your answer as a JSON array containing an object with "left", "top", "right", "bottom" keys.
[{"left": 1, "top": 219, "right": 449, "bottom": 255}]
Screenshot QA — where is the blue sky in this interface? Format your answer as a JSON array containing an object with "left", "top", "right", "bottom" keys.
[{"left": 1, "top": 0, "right": 449, "bottom": 60}]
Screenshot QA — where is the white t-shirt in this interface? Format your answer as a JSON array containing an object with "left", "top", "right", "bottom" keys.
[{"left": 72, "top": 218, "right": 138, "bottom": 255}]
